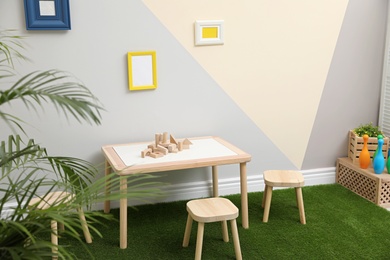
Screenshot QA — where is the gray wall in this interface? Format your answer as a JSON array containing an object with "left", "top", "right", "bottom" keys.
[{"left": 303, "top": 0, "right": 388, "bottom": 169}]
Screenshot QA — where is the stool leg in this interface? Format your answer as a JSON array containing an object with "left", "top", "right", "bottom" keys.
[
  {"left": 221, "top": 220, "right": 229, "bottom": 242},
  {"left": 262, "top": 184, "right": 267, "bottom": 208},
  {"left": 295, "top": 187, "right": 306, "bottom": 224},
  {"left": 230, "top": 219, "right": 242, "bottom": 260},
  {"left": 183, "top": 214, "right": 193, "bottom": 247},
  {"left": 263, "top": 185, "right": 273, "bottom": 222},
  {"left": 51, "top": 220, "right": 58, "bottom": 260},
  {"left": 195, "top": 222, "right": 205, "bottom": 260},
  {"left": 78, "top": 207, "right": 92, "bottom": 243}
]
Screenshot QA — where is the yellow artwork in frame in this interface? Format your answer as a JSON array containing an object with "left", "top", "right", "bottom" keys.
[
  {"left": 127, "top": 51, "right": 157, "bottom": 91},
  {"left": 195, "top": 20, "right": 224, "bottom": 46}
]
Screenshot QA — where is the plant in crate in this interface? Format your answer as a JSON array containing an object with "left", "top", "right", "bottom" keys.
[
  {"left": 353, "top": 123, "right": 383, "bottom": 137},
  {"left": 349, "top": 123, "right": 389, "bottom": 163},
  {"left": 0, "top": 30, "right": 163, "bottom": 259}
]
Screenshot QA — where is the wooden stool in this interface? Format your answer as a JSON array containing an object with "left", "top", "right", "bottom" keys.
[
  {"left": 262, "top": 170, "right": 306, "bottom": 224},
  {"left": 28, "top": 191, "right": 92, "bottom": 259},
  {"left": 182, "top": 197, "right": 242, "bottom": 260}
]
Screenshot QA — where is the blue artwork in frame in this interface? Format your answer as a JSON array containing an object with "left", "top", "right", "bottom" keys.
[{"left": 24, "top": 0, "right": 71, "bottom": 30}]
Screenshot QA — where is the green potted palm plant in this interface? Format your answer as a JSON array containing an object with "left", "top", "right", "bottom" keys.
[{"left": 0, "top": 30, "right": 163, "bottom": 259}]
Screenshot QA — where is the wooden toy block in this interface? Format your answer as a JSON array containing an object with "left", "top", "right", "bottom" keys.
[
  {"left": 183, "top": 138, "right": 193, "bottom": 145},
  {"left": 156, "top": 145, "right": 168, "bottom": 155},
  {"left": 178, "top": 141, "right": 183, "bottom": 151},
  {"left": 148, "top": 144, "right": 156, "bottom": 149},
  {"left": 155, "top": 133, "right": 162, "bottom": 146},
  {"left": 141, "top": 148, "right": 152, "bottom": 158},
  {"left": 150, "top": 152, "right": 163, "bottom": 158},
  {"left": 159, "top": 143, "right": 170, "bottom": 148},
  {"left": 168, "top": 144, "right": 178, "bottom": 153},
  {"left": 170, "top": 135, "right": 178, "bottom": 145},
  {"left": 182, "top": 138, "right": 193, "bottom": 149},
  {"left": 168, "top": 144, "right": 177, "bottom": 152},
  {"left": 162, "top": 132, "right": 169, "bottom": 144}
]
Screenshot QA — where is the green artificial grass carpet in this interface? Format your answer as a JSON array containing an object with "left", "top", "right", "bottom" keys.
[{"left": 63, "top": 184, "right": 390, "bottom": 259}]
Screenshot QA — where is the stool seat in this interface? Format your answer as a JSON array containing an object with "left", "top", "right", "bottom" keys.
[
  {"left": 262, "top": 170, "right": 306, "bottom": 224},
  {"left": 186, "top": 197, "right": 238, "bottom": 223},
  {"left": 29, "top": 191, "right": 74, "bottom": 209},
  {"left": 29, "top": 191, "right": 92, "bottom": 259},
  {"left": 263, "top": 170, "right": 304, "bottom": 187},
  {"left": 183, "top": 197, "right": 242, "bottom": 260}
]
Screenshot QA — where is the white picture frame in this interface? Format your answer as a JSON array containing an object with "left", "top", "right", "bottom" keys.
[{"left": 194, "top": 20, "right": 224, "bottom": 46}]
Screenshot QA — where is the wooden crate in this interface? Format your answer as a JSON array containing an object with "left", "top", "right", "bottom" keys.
[
  {"left": 348, "top": 130, "right": 389, "bottom": 163},
  {"left": 336, "top": 157, "right": 390, "bottom": 208}
]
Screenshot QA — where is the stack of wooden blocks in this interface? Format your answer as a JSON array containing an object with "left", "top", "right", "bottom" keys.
[{"left": 141, "top": 132, "right": 192, "bottom": 158}]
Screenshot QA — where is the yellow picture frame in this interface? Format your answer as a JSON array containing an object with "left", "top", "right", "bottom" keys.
[{"left": 127, "top": 51, "right": 157, "bottom": 91}]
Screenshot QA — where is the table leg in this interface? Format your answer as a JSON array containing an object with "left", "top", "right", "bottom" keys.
[
  {"left": 240, "top": 162, "right": 249, "bottom": 229},
  {"left": 104, "top": 160, "right": 111, "bottom": 214},
  {"left": 120, "top": 177, "right": 128, "bottom": 249},
  {"left": 212, "top": 166, "right": 218, "bottom": 197}
]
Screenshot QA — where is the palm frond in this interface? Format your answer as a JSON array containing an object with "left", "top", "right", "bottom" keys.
[
  {"left": 0, "top": 70, "right": 103, "bottom": 127},
  {"left": 0, "top": 112, "right": 27, "bottom": 134},
  {"left": 44, "top": 156, "right": 97, "bottom": 194},
  {"left": 0, "top": 29, "right": 28, "bottom": 68},
  {"left": 0, "top": 63, "right": 16, "bottom": 79},
  {"left": 0, "top": 135, "right": 98, "bottom": 194},
  {"left": 0, "top": 186, "right": 90, "bottom": 260},
  {"left": 0, "top": 135, "right": 45, "bottom": 176},
  {"left": 0, "top": 29, "right": 166, "bottom": 259},
  {"left": 76, "top": 172, "right": 166, "bottom": 208}
]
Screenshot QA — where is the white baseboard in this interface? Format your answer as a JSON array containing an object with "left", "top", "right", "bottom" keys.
[
  {"left": 1, "top": 202, "right": 20, "bottom": 220},
  {"left": 105, "top": 167, "right": 336, "bottom": 210},
  {"left": 1, "top": 167, "right": 336, "bottom": 216},
  {"left": 170, "top": 167, "right": 335, "bottom": 199}
]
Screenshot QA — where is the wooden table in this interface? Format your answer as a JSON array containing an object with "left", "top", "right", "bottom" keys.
[{"left": 102, "top": 136, "right": 251, "bottom": 249}]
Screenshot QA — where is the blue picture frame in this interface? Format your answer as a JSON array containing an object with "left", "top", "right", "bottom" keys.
[{"left": 24, "top": 0, "right": 71, "bottom": 30}]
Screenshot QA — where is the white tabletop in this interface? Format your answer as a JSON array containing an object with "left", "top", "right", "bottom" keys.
[{"left": 113, "top": 138, "right": 238, "bottom": 167}]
